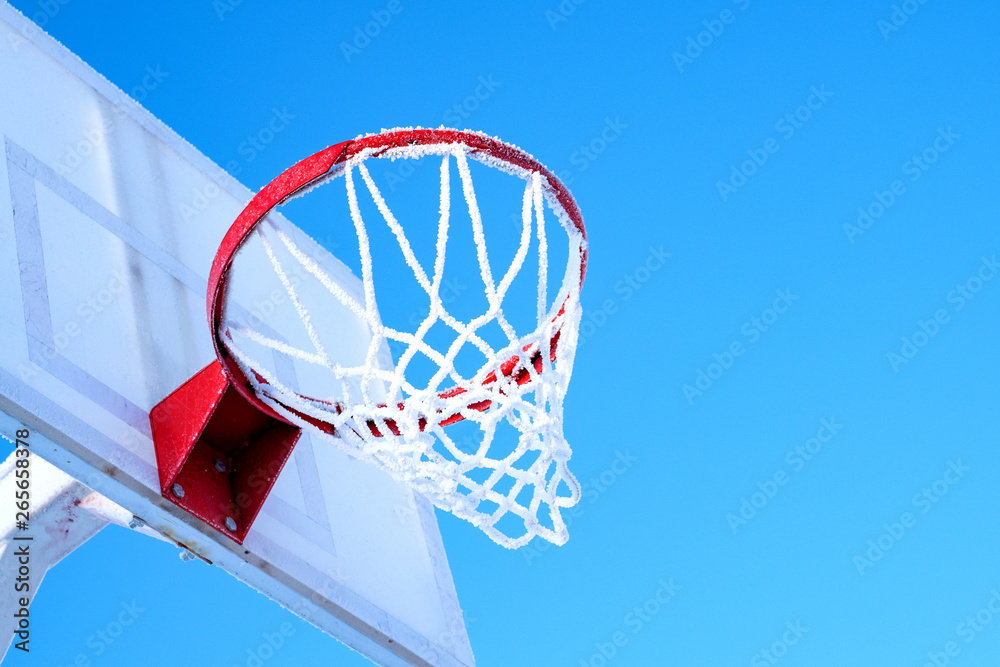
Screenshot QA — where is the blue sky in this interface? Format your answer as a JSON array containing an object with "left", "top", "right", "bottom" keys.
[{"left": 4, "top": 0, "right": 1000, "bottom": 665}]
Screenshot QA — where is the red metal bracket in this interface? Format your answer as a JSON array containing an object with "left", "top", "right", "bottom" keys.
[{"left": 149, "top": 361, "right": 300, "bottom": 544}]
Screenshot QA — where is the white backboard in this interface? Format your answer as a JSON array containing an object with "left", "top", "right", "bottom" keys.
[{"left": 0, "top": 3, "right": 473, "bottom": 666}]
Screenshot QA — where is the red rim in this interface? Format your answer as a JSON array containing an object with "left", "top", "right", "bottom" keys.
[{"left": 207, "top": 128, "right": 587, "bottom": 426}]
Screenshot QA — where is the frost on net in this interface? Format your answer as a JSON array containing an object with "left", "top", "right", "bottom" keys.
[{"left": 220, "top": 140, "right": 584, "bottom": 549}]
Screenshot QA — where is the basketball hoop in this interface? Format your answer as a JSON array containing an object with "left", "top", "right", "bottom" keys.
[{"left": 151, "top": 128, "right": 588, "bottom": 548}]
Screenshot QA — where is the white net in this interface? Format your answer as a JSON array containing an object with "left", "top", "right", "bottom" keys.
[{"left": 220, "top": 135, "right": 585, "bottom": 548}]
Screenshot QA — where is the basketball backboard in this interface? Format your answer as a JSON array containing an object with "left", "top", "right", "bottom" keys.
[{"left": 0, "top": 3, "right": 473, "bottom": 666}]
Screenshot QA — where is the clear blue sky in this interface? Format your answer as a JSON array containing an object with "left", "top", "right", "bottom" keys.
[{"left": 4, "top": 0, "right": 1000, "bottom": 665}]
